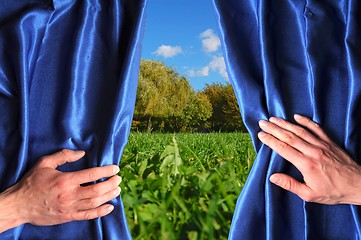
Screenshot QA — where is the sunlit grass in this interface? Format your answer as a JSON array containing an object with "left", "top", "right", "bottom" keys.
[{"left": 120, "top": 132, "right": 255, "bottom": 240}]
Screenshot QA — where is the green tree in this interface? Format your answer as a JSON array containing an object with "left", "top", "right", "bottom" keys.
[
  {"left": 134, "top": 60, "right": 211, "bottom": 132},
  {"left": 181, "top": 92, "right": 212, "bottom": 131},
  {"left": 202, "top": 83, "right": 246, "bottom": 132},
  {"left": 134, "top": 60, "right": 244, "bottom": 132}
]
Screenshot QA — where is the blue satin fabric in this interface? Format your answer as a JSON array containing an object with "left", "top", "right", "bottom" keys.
[
  {"left": 212, "top": 0, "right": 361, "bottom": 239},
  {"left": 0, "top": 1, "right": 146, "bottom": 239}
]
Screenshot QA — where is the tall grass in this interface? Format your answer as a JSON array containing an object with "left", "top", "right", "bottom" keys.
[{"left": 120, "top": 132, "right": 255, "bottom": 240}]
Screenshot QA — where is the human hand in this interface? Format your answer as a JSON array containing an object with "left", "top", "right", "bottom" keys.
[
  {"left": 1, "top": 149, "right": 121, "bottom": 230},
  {"left": 257, "top": 114, "right": 361, "bottom": 205}
]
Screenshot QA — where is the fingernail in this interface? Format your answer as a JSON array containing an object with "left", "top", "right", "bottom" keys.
[
  {"left": 75, "top": 150, "right": 85, "bottom": 155},
  {"left": 106, "top": 205, "right": 114, "bottom": 213},
  {"left": 270, "top": 175, "right": 279, "bottom": 184},
  {"left": 115, "top": 176, "right": 122, "bottom": 185},
  {"left": 269, "top": 117, "right": 279, "bottom": 123},
  {"left": 258, "top": 132, "right": 267, "bottom": 138},
  {"left": 113, "top": 166, "right": 120, "bottom": 174},
  {"left": 114, "top": 187, "right": 121, "bottom": 195},
  {"left": 294, "top": 114, "right": 302, "bottom": 120},
  {"left": 259, "top": 120, "right": 268, "bottom": 127}
]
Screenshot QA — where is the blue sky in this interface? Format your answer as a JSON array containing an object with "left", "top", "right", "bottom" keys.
[{"left": 141, "top": 0, "right": 228, "bottom": 91}]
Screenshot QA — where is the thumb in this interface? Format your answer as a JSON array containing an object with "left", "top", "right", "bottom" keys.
[{"left": 38, "top": 149, "right": 85, "bottom": 169}]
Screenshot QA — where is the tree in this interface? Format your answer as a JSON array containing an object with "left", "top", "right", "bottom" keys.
[
  {"left": 202, "top": 83, "right": 246, "bottom": 132},
  {"left": 134, "top": 60, "right": 244, "bottom": 132},
  {"left": 134, "top": 60, "right": 202, "bottom": 132},
  {"left": 181, "top": 92, "right": 212, "bottom": 131}
]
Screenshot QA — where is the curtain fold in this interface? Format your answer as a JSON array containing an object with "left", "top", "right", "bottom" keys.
[
  {"left": 212, "top": 0, "right": 361, "bottom": 239},
  {"left": 0, "top": 0, "right": 146, "bottom": 239}
]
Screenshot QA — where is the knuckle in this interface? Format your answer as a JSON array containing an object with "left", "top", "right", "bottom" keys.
[
  {"left": 89, "top": 198, "right": 100, "bottom": 209},
  {"left": 284, "top": 132, "right": 297, "bottom": 145},
  {"left": 57, "top": 208, "right": 67, "bottom": 214},
  {"left": 278, "top": 141, "right": 289, "bottom": 151},
  {"left": 84, "top": 211, "right": 93, "bottom": 220},
  {"left": 269, "top": 123, "right": 279, "bottom": 132},
  {"left": 88, "top": 171, "right": 96, "bottom": 182},
  {"left": 282, "top": 132, "right": 291, "bottom": 142},
  {"left": 55, "top": 176, "right": 70, "bottom": 189},
  {"left": 282, "top": 179, "right": 292, "bottom": 191},
  {"left": 59, "top": 149, "right": 73, "bottom": 160},
  {"left": 312, "top": 148, "right": 326, "bottom": 159},
  {"left": 37, "top": 156, "right": 50, "bottom": 167},
  {"left": 295, "top": 127, "right": 306, "bottom": 137},
  {"left": 91, "top": 185, "right": 102, "bottom": 196},
  {"left": 303, "top": 160, "right": 317, "bottom": 172},
  {"left": 305, "top": 118, "right": 314, "bottom": 126},
  {"left": 60, "top": 149, "right": 72, "bottom": 156},
  {"left": 283, "top": 120, "right": 292, "bottom": 129},
  {"left": 57, "top": 193, "right": 69, "bottom": 203},
  {"left": 312, "top": 121, "right": 320, "bottom": 128}
]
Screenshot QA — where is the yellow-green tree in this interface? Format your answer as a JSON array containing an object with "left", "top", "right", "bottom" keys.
[
  {"left": 134, "top": 60, "right": 245, "bottom": 132},
  {"left": 134, "top": 60, "right": 212, "bottom": 132},
  {"left": 202, "top": 83, "right": 246, "bottom": 132},
  {"left": 181, "top": 92, "right": 213, "bottom": 131}
]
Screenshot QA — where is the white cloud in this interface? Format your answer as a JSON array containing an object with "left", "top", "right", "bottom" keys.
[
  {"left": 209, "top": 56, "right": 229, "bottom": 80},
  {"left": 188, "top": 66, "right": 209, "bottom": 77},
  {"left": 187, "top": 57, "right": 228, "bottom": 81},
  {"left": 152, "top": 45, "right": 182, "bottom": 58},
  {"left": 200, "top": 29, "right": 221, "bottom": 53},
  {"left": 188, "top": 57, "right": 228, "bottom": 80}
]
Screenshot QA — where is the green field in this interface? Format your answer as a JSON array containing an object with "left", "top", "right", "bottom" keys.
[{"left": 120, "top": 132, "right": 255, "bottom": 240}]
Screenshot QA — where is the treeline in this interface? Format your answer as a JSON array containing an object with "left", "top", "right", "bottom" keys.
[{"left": 132, "top": 60, "right": 246, "bottom": 132}]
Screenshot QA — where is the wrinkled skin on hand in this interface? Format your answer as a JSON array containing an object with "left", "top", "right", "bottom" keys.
[
  {"left": 0, "top": 149, "right": 121, "bottom": 232},
  {"left": 258, "top": 114, "right": 361, "bottom": 205}
]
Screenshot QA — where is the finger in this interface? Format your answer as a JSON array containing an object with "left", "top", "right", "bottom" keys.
[
  {"left": 77, "top": 175, "right": 122, "bottom": 199},
  {"left": 270, "top": 173, "right": 312, "bottom": 201},
  {"left": 72, "top": 204, "right": 115, "bottom": 221},
  {"left": 258, "top": 131, "right": 304, "bottom": 169},
  {"left": 268, "top": 117, "right": 323, "bottom": 148},
  {"left": 294, "top": 114, "right": 330, "bottom": 143},
  {"left": 259, "top": 119, "right": 312, "bottom": 154},
  {"left": 76, "top": 187, "right": 121, "bottom": 211},
  {"left": 39, "top": 149, "right": 85, "bottom": 169},
  {"left": 71, "top": 165, "right": 120, "bottom": 185}
]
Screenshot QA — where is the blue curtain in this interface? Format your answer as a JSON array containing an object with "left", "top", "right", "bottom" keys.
[
  {"left": 0, "top": 0, "right": 146, "bottom": 239},
  {"left": 212, "top": 0, "right": 361, "bottom": 239}
]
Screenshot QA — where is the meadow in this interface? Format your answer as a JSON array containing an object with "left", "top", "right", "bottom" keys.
[{"left": 120, "top": 132, "right": 256, "bottom": 240}]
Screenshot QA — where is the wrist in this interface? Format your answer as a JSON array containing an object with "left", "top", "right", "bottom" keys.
[
  {"left": 343, "top": 164, "right": 361, "bottom": 205},
  {"left": 0, "top": 186, "right": 27, "bottom": 233}
]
